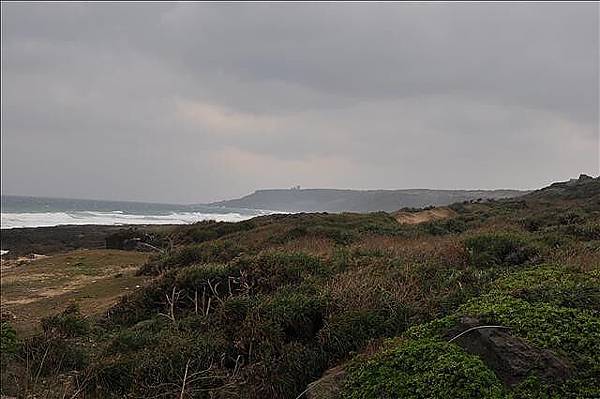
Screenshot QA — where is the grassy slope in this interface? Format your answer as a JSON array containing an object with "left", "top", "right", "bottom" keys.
[{"left": 1, "top": 177, "right": 598, "bottom": 398}]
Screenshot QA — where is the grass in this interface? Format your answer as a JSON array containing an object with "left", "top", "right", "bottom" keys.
[{"left": 0, "top": 249, "right": 150, "bottom": 335}]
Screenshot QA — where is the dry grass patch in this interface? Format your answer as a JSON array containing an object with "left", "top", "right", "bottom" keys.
[
  {"left": 1, "top": 249, "right": 150, "bottom": 335},
  {"left": 276, "top": 236, "right": 335, "bottom": 258},
  {"left": 351, "top": 235, "right": 468, "bottom": 268},
  {"left": 326, "top": 264, "right": 422, "bottom": 313}
]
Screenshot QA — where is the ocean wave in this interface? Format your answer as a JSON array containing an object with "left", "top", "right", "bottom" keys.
[{"left": 0, "top": 210, "right": 268, "bottom": 229}]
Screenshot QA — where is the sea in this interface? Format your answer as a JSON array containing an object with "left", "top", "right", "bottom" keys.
[{"left": 0, "top": 195, "right": 275, "bottom": 230}]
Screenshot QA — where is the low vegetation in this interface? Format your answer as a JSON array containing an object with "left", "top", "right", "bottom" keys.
[{"left": 1, "top": 176, "right": 598, "bottom": 398}]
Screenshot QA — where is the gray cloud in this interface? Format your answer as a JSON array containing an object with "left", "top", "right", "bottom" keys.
[{"left": 1, "top": 2, "right": 598, "bottom": 203}]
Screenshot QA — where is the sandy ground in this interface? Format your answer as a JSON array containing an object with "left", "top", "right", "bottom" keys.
[
  {"left": 0, "top": 249, "right": 150, "bottom": 335},
  {"left": 392, "top": 207, "right": 458, "bottom": 224}
]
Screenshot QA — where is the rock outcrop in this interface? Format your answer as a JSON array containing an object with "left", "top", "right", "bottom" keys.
[{"left": 446, "top": 317, "right": 572, "bottom": 386}]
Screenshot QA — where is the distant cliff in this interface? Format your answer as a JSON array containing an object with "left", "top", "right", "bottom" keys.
[{"left": 210, "top": 188, "right": 527, "bottom": 213}]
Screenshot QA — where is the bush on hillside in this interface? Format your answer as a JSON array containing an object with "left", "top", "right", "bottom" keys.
[
  {"left": 239, "top": 287, "right": 327, "bottom": 359},
  {"left": 141, "top": 240, "right": 244, "bottom": 275},
  {"left": 465, "top": 233, "right": 540, "bottom": 268},
  {"left": 0, "top": 319, "right": 17, "bottom": 351},
  {"left": 21, "top": 335, "right": 88, "bottom": 377},
  {"left": 341, "top": 338, "right": 504, "bottom": 399},
  {"left": 41, "top": 304, "right": 90, "bottom": 338},
  {"left": 91, "top": 329, "right": 231, "bottom": 398},
  {"left": 176, "top": 219, "right": 257, "bottom": 245}
]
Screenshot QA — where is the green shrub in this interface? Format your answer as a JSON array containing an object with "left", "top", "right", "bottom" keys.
[
  {"left": 341, "top": 338, "right": 504, "bottom": 399},
  {"left": 319, "top": 310, "right": 388, "bottom": 357},
  {"left": 174, "top": 263, "right": 237, "bottom": 297},
  {"left": 134, "top": 331, "right": 228, "bottom": 391},
  {"left": 142, "top": 240, "right": 243, "bottom": 274},
  {"left": 494, "top": 264, "right": 600, "bottom": 311},
  {"left": 41, "top": 304, "right": 90, "bottom": 338},
  {"left": 459, "top": 294, "right": 600, "bottom": 360},
  {"left": 331, "top": 247, "right": 353, "bottom": 272},
  {"left": 105, "top": 227, "right": 165, "bottom": 250},
  {"left": 423, "top": 218, "right": 468, "bottom": 236},
  {"left": 177, "top": 219, "right": 256, "bottom": 244},
  {"left": 277, "top": 226, "right": 309, "bottom": 243},
  {"left": 88, "top": 356, "right": 137, "bottom": 396},
  {"left": 212, "top": 297, "right": 254, "bottom": 333},
  {"left": 21, "top": 335, "right": 88, "bottom": 376},
  {"left": 0, "top": 320, "right": 17, "bottom": 354},
  {"left": 105, "top": 284, "right": 165, "bottom": 327},
  {"left": 106, "top": 327, "right": 158, "bottom": 355},
  {"left": 562, "top": 222, "right": 600, "bottom": 241},
  {"left": 245, "top": 342, "right": 326, "bottom": 398},
  {"left": 259, "top": 288, "right": 327, "bottom": 344},
  {"left": 272, "top": 212, "right": 403, "bottom": 244},
  {"left": 403, "top": 314, "right": 460, "bottom": 341},
  {"left": 236, "top": 252, "right": 328, "bottom": 293},
  {"left": 0, "top": 320, "right": 18, "bottom": 366},
  {"left": 232, "top": 287, "right": 327, "bottom": 373},
  {"left": 449, "top": 202, "right": 468, "bottom": 213},
  {"left": 359, "top": 222, "right": 406, "bottom": 237},
  {"left": 537, "top": 231, "right": 573, "bottom": 249},
  {"left": 92, "top": 330, "right": 230, "bottom": 397},
  {"left": 557, "top": 210, "right": 587, "bottom": 225},
  {"left": 465, "top": 233, "right": 540, "bottom": 268},
  {"left": 311, "top": 226, "right": 357, "bottom": 245}
]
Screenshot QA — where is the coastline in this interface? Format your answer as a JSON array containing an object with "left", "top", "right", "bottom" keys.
[{"left": 0, "top": 224, "right": 177, "bottom": 259}]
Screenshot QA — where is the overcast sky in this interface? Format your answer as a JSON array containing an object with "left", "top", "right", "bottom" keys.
[{"left": 1, "top": 2, "right": 598, "bottom": 203}]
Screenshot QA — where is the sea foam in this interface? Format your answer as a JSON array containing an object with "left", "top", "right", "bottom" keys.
[{"left": 0, "top": 210, "right": 264, "bottom": 229}]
